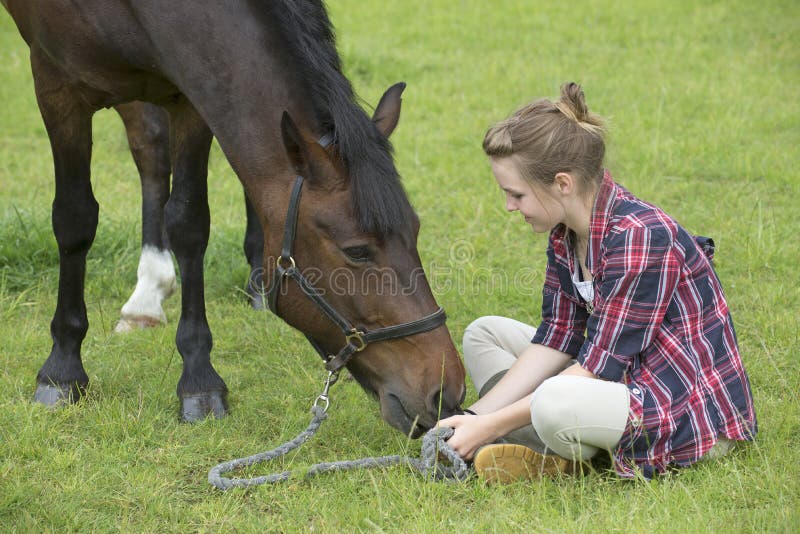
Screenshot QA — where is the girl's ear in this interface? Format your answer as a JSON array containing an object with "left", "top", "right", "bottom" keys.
[{"left": 553, "top": 172, "right": 577, "bottom": 196}]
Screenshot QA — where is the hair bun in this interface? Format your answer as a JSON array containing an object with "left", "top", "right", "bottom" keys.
[
  {"left": 556, "top": 82, "right": 605, "bottom": 135},
  {"left": 559, "top": 82, "right": 589, "bottom": 121}
]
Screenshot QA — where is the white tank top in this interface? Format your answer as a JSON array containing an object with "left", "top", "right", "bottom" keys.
[{"left": 571, "top": 256, "right": 595, "bottom": 307}]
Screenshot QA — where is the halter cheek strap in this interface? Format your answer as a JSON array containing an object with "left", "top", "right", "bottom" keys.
[{"left": 265, "top": 174, "right": 447, "bottom": 372}]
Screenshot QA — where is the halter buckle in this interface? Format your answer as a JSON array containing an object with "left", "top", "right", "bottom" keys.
[
  {"left": 346, "top": 329, "right": 367, "bottom": 352},
  {"left": 276, "top": 255, "right": 296, "bottom": 272}
]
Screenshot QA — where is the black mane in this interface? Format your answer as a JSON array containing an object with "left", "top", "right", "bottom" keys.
[{"left": 265, "top": 0, "right": 416, "bottom": 238}]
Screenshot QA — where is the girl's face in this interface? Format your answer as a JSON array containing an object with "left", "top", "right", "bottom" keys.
[{"left": 491, "top": 157, "right": 565, "bottom": 233}]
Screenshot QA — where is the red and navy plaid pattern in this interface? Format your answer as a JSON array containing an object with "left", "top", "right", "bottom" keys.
[{"left": 532, "top": 170, "right": 757, "bottom": 478}]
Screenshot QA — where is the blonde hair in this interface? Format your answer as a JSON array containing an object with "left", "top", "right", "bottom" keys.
[{"left": 483, "top": 82, "right": 606, "bottom": 195}]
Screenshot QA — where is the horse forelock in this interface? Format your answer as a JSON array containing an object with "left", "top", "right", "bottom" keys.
[
  {"left": 348, "top": 138, "right": 417, "bottom": 240},
  {"left": 264, "top": 0, "right": 416, "bottom": 238}
]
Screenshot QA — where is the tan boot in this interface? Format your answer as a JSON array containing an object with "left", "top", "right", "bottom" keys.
[{"left": 473, "top": 443, "right": 576, "bottom": 484}]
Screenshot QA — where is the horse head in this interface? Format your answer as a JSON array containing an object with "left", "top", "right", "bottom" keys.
[{"left": 266, "top": 84, "right": 466, "bottom": 437}]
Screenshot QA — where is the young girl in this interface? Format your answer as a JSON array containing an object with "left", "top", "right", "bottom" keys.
[{"left": 438, "top": 83, "right": 757, "bottom": 482}]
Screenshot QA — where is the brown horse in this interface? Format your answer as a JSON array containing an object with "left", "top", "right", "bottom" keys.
[{"left": 3, "top": 0, "right": 465, "bottom": 436}]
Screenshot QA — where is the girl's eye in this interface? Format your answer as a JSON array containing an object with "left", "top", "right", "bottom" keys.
[{"left": 343, "top": 245, "right": 373, "bottom": 262}]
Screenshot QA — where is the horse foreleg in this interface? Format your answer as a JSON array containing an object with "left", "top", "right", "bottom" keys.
[
  {"left": 243, "top": 193, "right": 266, "bottom": 309},
  {"left": 114, "top": 102, "right": 177, "bottom": 333},
  {"left": 164, "top": 97, "right": 228, "bottom": 422},
  {"left": 30, "top": 50, "right": 97, "bottom": 406}
]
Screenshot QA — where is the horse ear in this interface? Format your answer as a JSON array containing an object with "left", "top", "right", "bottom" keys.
[
  {"left": 280, "top": 111, "right": 309, "bottom": 174},
  {"left": 280, "top": 110, "right": 342, "bottom": 190},
  {"left": 372, "top": 82, "right": 406, "bottom": 138}
]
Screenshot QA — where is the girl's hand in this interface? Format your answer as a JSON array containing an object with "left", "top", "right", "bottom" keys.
[{"left": 436, "top": 413, "right": 500, "bottom": 460}]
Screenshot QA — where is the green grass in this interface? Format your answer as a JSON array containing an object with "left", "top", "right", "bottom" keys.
[{"left": 1, "top": 0, "right": 799, "bottom": 531}]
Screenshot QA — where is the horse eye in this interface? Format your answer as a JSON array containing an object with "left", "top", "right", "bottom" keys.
[{"left": 343, "top": 245, "right": 373, "bottom": 262}]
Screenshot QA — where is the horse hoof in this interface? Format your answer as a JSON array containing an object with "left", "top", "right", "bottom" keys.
[
  {"left": 181, "top": 392, "right": 228, "bottom": 422},
  {"left": 249, "top": 291, "right": 266, "bottom": 311},
  {"left": 33, "top": 382, "right": 82, "bottom": 407},
  {"left": 246, "top": 270, "right": 266, "bottom": 311},
  {"left": 114, "top": 315, "right": 163, "bottom": 333}
]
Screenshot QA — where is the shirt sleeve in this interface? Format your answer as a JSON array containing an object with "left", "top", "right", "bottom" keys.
[
  {"left": 578, "top": 226, "right": 681, "bottom": 381},
  {"left": 532, "top": 233, "right": 588, "bottom": 356}
]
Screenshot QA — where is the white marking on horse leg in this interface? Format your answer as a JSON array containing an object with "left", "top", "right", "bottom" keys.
[{"left": 115, "top": 246, "right": 177, "bottom": 333}]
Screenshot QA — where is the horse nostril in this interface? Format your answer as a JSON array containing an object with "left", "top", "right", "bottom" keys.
[
  {"left": 428, "top": 387, "right": 460, "bottom": 419},
  {"left": 428, "top": 388, "right": 443, "bottom": 417}
]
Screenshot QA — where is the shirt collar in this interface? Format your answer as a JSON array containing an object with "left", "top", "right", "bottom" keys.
[{"left": 587, "top": 169, "right": 616, "bottom": 275}]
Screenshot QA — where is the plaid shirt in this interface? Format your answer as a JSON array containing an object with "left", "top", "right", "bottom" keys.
[{"left": 532, "top": 170, "right": 757, "bottom": 478}]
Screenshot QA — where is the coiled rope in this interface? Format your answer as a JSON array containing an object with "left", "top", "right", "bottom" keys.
[{"left": 208, "top": 406, "right": 469, "bottom": 490}]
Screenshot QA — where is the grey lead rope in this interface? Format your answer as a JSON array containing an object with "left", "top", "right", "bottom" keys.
[{"left": 208, "top": 406, "right": 470, "bottom": 490}]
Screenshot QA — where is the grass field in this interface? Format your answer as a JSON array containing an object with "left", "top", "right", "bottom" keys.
[{"left": 1, "top": 0, "right": 799, "bottom": 531}]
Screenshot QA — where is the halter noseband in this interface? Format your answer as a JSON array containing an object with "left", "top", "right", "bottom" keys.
[{"left": 265, "top": 174, "right": 447, "bottom": 372}]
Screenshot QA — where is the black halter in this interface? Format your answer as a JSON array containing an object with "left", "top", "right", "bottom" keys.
[{"left": 265, "top": 174, "right": 447, "bottom": 372}]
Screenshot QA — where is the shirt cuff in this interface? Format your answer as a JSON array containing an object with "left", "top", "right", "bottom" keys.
[
  {"left": 532, "top": 320, "right": 585, "bottom": 356},
  {"left": 577, "top": 339, "right": 630, "bottom": 381}
]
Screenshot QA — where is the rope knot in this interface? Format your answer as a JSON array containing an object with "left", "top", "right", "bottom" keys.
[{"left": 418, "top": 426, "right": 469, "bottom": 481}]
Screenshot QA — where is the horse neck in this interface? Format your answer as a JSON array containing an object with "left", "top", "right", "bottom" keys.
[{"left": 135, "top": 4, "right": 331, "bottom": 181}]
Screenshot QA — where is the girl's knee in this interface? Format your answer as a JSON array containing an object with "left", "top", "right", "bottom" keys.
[
  {"left": 462, "top": 316, "right": 502, "bottom": 363},
  {"left": 530, "top": 377, "right": 587, "bottom": 459},
  {"left": 463, "top": 316, "right": 502, "bottom": 343},
  {"left": 530, "top": 376, "right": 576, "bottom": 434}
]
